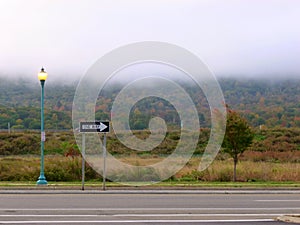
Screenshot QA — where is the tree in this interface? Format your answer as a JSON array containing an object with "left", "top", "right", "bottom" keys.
[{"left": 222, "top": 106, "right": 254, "bottom": 181}]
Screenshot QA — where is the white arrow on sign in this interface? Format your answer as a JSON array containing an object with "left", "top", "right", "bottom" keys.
[{"left": 99, "top": 122, "right": 108, "bottom": 132}]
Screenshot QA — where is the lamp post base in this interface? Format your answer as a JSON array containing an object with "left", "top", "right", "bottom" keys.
[{"left": 37, "top": 175, "right": 48, "bottom": 185}]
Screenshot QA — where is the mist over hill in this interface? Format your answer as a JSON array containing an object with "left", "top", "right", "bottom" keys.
[{"left": 0, "top": 76, "right": 299, "bottom": 130}]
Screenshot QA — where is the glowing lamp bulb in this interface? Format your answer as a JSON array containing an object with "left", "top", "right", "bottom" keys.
[{"left": 38, "top": 68, "right": 48, "bottom": 81}]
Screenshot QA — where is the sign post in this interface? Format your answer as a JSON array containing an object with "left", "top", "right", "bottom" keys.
[
  {"left": 79, "top": 121, "right": 110, "bottom": 191},
  {"left": 103, "top": 133, "right": 107, "bottom": 191},
  {"left": 81, "top": 133, "right": 85, "bottom": 191}
]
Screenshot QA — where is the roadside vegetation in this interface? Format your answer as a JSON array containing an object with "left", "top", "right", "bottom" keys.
[{"left": 0, "top": 127, "right": 299, "bottom": 182}]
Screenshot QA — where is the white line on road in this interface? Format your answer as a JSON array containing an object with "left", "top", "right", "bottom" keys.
[
  {"left": 0, "top": 215, "right": 98, "bottom": 217},
  {"left": 0, "top": 219, "right": 275, "bottom": 224},
  {"left": 0, "top": 207, "right": 299, "bottom": 211},
  {"left": 0, "top": 213, "right": 283, "bottom": 217},
  {"left": 112, "top": 213, "right": 283, "bottom": 217},
  {"left": 256, "top": 200, "right": 300, "bottom": 202}
]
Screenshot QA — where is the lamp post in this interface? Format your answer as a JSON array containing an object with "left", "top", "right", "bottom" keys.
[{"left": 37, "top": 67, "right": 48, "bottom": 185}]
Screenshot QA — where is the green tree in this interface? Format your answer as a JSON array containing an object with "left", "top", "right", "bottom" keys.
[{"left": 222, "top": 106, "right": 254, "bottom": 182}]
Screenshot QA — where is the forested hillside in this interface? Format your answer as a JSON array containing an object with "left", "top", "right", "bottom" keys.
[
  {"left": 220, "top": 78, "right": 300, "bottom": 128},
  {"left": 0, "top": 77, "right": 299, "bottom": 130}
]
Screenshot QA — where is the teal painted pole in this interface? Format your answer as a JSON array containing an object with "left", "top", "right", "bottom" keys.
[{"left": 37, "top": 80, "right": 47, "bottom": 185}]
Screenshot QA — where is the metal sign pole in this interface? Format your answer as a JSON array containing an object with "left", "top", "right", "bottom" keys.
[
  {"left": 79, "top": 121, "right": 109, "bottom": 191},
  {"left": 81, "top": 133, "right": 85, "bottom": 191},
  {"left": 103, "top": 133, "right": 107, "bottom": 191}
]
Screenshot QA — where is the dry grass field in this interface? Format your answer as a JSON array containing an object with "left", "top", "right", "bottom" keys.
[{"left": 0, "top": 155, "right": 299, "bottom": 182}]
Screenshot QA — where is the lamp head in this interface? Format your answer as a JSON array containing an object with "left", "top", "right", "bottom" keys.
[{"left": 38, "top": 67, "right": 48, "bottom": 81}]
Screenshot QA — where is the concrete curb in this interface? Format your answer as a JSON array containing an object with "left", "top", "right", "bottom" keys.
[
  {"left": 1, "top": 189, "right": 300, "bottom": 194},
  {"left": 277, "top": 215, "right": 300, "bottom": 224}
]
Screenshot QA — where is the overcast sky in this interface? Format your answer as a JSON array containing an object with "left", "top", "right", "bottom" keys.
[{"left": 0, "top": 0, "right": 299, "bottom": 81}]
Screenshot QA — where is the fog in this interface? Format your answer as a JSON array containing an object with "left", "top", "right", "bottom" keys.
[{"left": 0, "top": 0, "right": 299, "bottom": 82}]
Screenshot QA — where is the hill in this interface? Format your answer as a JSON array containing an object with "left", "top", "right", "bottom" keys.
[{"left": 0, "top": 77, "right": 299, "bottom": 130}]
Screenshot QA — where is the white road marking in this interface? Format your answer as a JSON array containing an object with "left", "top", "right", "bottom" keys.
[
  {"left": 0, "top": 207, "right": 299, "bottom": 211},
  {"left": 0, "top": 213, "right": 283, "bottom": 217},
  {"left": 112, "top": 213, "right": 283, "bottom": 217},
  {"left": 0, "top": 215, "right": 99, "bottom": 217},
  {"left": 256, "top": 200, "right": 300, "bottom": 202},
  {"left": 0, "top": 219, "right": 274, "bottom": 224}
]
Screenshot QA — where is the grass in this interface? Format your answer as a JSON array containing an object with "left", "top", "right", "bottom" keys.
[
  {"left": 0, "top": 155, "right": 299, "bottom": 186},
  {"left": 175, "top": 158, "right": 300, "bottom": 182},
  {"left": 1, "top": 130, "right": 299, "bottom": 188},
  {"left": 0, "top": 181, "right": 299, "bottom": 189}
]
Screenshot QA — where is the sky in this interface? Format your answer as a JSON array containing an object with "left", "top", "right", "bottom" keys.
[{"left": 0, "top": 0, "right": 299, "bottom": 81}]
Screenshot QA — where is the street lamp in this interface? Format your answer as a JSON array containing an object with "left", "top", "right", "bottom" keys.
[{"left": 37, "top": 67, "right": 48, "bottom": 185}]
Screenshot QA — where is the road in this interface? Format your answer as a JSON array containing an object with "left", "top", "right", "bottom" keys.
[{"left": 0, "top": 190, "right": 299, "bottom": 224}]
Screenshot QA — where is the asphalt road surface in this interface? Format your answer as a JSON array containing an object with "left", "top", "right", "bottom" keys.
[{"left": 0, "top": 190, "right": 299, "bottom": 224}]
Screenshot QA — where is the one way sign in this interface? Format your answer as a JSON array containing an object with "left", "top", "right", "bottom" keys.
[{"left": 80, "top": 121, "right": 110, "bottom": 133}]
